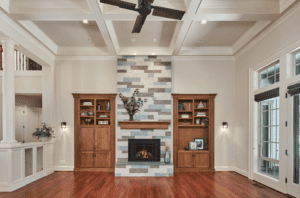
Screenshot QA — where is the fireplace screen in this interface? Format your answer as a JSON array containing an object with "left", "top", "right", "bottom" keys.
[{"left": 128, "top": 139, "right": 160, "bottom": 162}]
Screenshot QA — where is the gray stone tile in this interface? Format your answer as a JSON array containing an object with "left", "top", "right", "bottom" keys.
[
  {"left": 122, "top": 136, "right": 135, "bottom": 139},
  {"left": 118, "top": 104, "right": 125, "bottom": 109},
  {"left": 144, "top": 70, "right": 162, "bottom": 73},
  {"left": 117, "top": 70, "right": 127, "bottom": 73},
  {"left": 148, "top": 88, "right": 166, "bottom": 93},
  {"left": 147, "top": 56, "right": 157, "bottom": 59},
  {"left": 148, "top": 115, "right": 154, "bottom": 119},
  {"left": 158, "top": 78, "right": 171, "bottom": 82},
  {"left": 131, "top": 66, "right": 148, "bottom": 70},
  {"left": 122, "top": 151, "right": 128, "bottom": 154},
  {"left": 127, "top": 85, "right": 144, "bottom": 88},
  {"left": 154, "top": 62, "right": 171, "bottom": 66},
  {"left": 158, "top": 112, "right": 172, "bottom": 115},
  {"left": 115, "top": 164, "right": 127, "bottom": 168},
  {"left": 129, "top": 168, "right": 148, "bottom": 173},
  {"left": 152, "top": 136, "right": 156, "bottom": 139},
  {"left": 117, "top": 139, "right": 129, "bottom": 142},
  {"left": 117, "top": 58, "right": 127, "bottom": 61},
  {"left": 137, "top": 93, "right": 154, "bottom": 97},
  {"left": 144, "top": 59, "right": 162, "bottom": 62},
  {"left": 154, "top": 100, "right": 171, "bottom": 104},
  {"left": 169, "top": 173, "right": 174, "bottom": 177},
  {"left": 117, "top": 158, "right": 128, "bottom": 163},
  {"left": 118, "top": 82, "right": 132, "bottom": 85},
  {"left": 150, "top": 165, "right": 159, "bottom": 168},
  {"left": 144, "top": 109, "right": 162, "bottom": 112},
  {"left": 165, "top": 131, "right": 171, "bottom": 136},
  {"left": 160, "top": 142, "right": 165, "bottom": 146},
  {"left": 120, "top": 112, "right": 129, "bottom": 115},
  {"left": 148, "top": 73, "right": 154, "bottom": 78}
]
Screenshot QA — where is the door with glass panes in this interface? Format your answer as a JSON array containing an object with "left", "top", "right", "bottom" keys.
[{"left": 287, "top": 91, "right": 300, "bottom": 197}]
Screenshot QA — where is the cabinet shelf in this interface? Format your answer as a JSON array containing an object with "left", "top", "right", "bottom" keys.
[
  {"left": 80, "top": 116, "right": 94, "bottom": 118},
  {"left": 80, "top": 105, "right": 94, "bottom": 107},
  {"left": 194, "top": 108, "right": 209, "bottom": 110},
  {"left": 96, "top": 110, "right": 110, "bottom": 112},
  {"left": 179, "top": 125, "right": 208, "bottom": 128}
]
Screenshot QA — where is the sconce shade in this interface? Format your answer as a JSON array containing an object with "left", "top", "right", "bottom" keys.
[
  {"left": 61, "top": 122, "right": 67, "bottom": 128},
  {"left": 222, "top": 122, "right": 228, "bottom": 128}
]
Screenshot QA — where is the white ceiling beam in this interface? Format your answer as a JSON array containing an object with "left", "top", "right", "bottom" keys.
[
  {"left": 193, "top": 14, "right": 278, "bottom": 21},
  {"left": 105, "top": 21, "right": 120, "bottom": 53},
  {"left": 10, "top": 14, "right": 96, "bottom": 21},
  {"left": 19, "top": 21, "right": 58, "bottom": 54},
  {"left": 280, "top": 0, "right": 296, "bottom": 13},
  {"left": 118, "top": 47, "right": 173, "bottom": 56},
  {"left": 87, "top": 0, "right": 116, "bottom": 55},
  {"left": 172, "top": 0, "right": 202, "bottom": 56}
]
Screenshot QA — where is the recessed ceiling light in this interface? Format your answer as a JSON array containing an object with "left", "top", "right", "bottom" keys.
[
  {"left": 198, "top": 39, "right": 202, "bottom": 43},
  {"left": 201, "top": 20, "right": 207, "bottom": 24},
  {"left": 134, "top": 53, "right": 137, "bottom": 55},
  {"left": 131, "top": 39, "right": 136, "bottom": 42},
  {"left": 153, "top": 39, "right": 157, "bottom": 42},
  {"left": 83, "top": 19, "right": 88, "bottom": 24},
  {"left": 87, "top": 38, "right": 91, "bottom": 42},
  {"left": 152, "top": 53, "right": 155, "bottom": 55}
]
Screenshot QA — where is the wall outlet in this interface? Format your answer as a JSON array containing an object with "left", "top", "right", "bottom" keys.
[{"left": 60, "top": 160, "right": 66, "bottom": 165}]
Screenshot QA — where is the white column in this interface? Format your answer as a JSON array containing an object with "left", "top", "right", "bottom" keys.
[{"left": 1, "top": 39, "right": 19, "bottom": 144}]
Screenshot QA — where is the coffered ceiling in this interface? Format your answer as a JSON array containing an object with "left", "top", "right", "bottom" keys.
[{"left": 1, "top": 0, "right": 299, "bottom": 56}]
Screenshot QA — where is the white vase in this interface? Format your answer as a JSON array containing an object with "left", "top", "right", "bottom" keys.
[{"left": 40, "top": 137, "right": 48, "bottom": 142}]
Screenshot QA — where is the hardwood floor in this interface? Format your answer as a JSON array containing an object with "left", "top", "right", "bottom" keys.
[{"left": 0, "top": 172, "right": 294, "bottom": 198}]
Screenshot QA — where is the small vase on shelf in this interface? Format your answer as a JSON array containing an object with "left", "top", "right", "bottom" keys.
[
  {"left": 107, "top": 102, "right": 111, "bottom": 111},
  {"left": 164, "top": 145, "right": 170, "bottom": 164}
]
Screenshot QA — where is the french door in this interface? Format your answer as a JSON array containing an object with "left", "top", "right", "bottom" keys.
[{"left": 287, "top": 93, "right": 300, "bottom": 197}]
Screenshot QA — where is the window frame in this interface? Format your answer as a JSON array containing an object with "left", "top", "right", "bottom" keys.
[{"left": 258, "top": 61, "right": 280, "bottom": 89}]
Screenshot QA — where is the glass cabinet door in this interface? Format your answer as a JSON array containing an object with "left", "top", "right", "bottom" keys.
[
  {"left": 25, "top": 148, "right": 33, "bottom": 177},
  {"left": 37, "top": 146, "right": 44, "bottom": 173}
]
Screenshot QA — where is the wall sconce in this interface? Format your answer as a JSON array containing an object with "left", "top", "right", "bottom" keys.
[
  {"left": 61, "top": 122, "right": 67, "bottom": 128},
  {"left": 222, "top": 122, "right": 228, "bottom": 129},
  {"left": 221, "top": 122, "right": 228, "bottom": 132}
]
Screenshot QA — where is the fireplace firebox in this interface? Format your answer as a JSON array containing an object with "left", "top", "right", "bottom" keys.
[{"left": 128, "top": 139, "right": 160, "bottom": 162}]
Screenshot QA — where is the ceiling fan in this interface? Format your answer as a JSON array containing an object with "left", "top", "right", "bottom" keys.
[{"left": 100, "top": 0, "right": 186, "bottom": 33}]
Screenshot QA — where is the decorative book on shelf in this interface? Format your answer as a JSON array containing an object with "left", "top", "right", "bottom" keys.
[{"left": 172, "top": 94, "right": 216, "bottom": 173}]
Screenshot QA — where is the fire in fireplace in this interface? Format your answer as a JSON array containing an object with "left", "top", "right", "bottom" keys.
[{"left": 128, "top": 139, "right": 160, "bottom": 162}]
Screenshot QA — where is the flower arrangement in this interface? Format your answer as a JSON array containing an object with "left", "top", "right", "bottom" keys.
[
  {"left": 32, "top": 123, "right": 55, "bottom": 140},
  {"left": 118, "top": 88, "right": 147, "bottom": 121},
  {"left": 165, "top": 145, "right": 170, "bottom": 152}
]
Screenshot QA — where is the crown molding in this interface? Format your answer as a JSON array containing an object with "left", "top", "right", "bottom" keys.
[
  {"left": 235, "top": 2, "right": 300, "bottom": 60},
  {"left": 180, "top": 46, "right": 233, "bottom": 56},
  {"left": 19, "top": 21, "right": 58, "bottom": 54},
  {"left": 232, "top": 21, "right": 271, "bottom": 55},
  {"left": 0, "top": 10, "right": 55, "bottom": 66},
  {"left": 118, "top": 47, "right": 173, "bottom": 55},
  {"left": 172, "top": 56, "right": 235, "bottom": 61},
  {"left": 55, "top": 56, "right": 117, "bottom": 61},
  {"left": 280, "top": 0, "right": 296, "bottom": 13},
  {"left": 0, "top": 0, "right": 10, "bottom": 13},
  {"left": 57, "top": 46, "right": 110, "bottom": 56}
]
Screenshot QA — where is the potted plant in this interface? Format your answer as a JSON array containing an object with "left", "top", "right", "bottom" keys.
[
  {"left": 118, "top": 88, "right": 147, "bottom": 121},
  {"left": 32, "top": 123, "right": 55, "bottom": 142}
]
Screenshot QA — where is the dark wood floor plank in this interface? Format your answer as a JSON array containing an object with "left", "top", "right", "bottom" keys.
[{"left": 0, "top": 171, "right": 294, "bottom": 198}]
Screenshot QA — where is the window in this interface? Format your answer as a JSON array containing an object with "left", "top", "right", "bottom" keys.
[
  {"left": 294, "top": 50, "right": 300, "bottom": 76},
  {"left": 259, "top": 62, "right": 280, "bottom": 88},
  {"left": 259, "top": 97, "right": 280, "bottom": 178},
  {"left": 293, "top": 94, "right": 300, "bottom": 184}
]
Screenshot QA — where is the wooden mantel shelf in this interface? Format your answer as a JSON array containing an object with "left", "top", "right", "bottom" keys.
[{"left": 119, "top": 121, "right": 171, "bottom": 129}]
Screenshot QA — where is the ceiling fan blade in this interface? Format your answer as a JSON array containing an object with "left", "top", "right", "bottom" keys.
[
  {"left": 145, "top": 0, "right": 154, "bottom": 3},
  {"left": 132, "top": 15, "right": 147, "bottom": 33},
  {"left": 100, "top": 0, "right": 137, "bottom": 10},
  {"left": 152, "top": 6, "right": 185, "bottom": 20}
]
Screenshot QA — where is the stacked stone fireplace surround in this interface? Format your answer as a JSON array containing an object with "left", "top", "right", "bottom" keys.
[{"left": 115, "top": 56, "right": 173, "bottom": 177}]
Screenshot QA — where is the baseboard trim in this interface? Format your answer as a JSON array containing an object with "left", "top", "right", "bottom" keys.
[
  {"left": 0, "top": 186, "right": 12, "bottom": 192},
  {"left": 53, "top": 166, "right": 74, "bottom": 171},
  {"left": 233, "top": 167, "right": 249, "bottom": 178},
  {"left": 215, "top": 166, "right": 234, "bottom": 172}
]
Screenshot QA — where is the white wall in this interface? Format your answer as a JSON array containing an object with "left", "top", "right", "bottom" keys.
[
  {"left": 54, "top": 58, "right": 117, "bottom": 167},
  {"left": 172, "top": 58, "right": 236, "bottom": 168},
  {"left": 234, "top": 3, "right": 300, "bottom": 173}
]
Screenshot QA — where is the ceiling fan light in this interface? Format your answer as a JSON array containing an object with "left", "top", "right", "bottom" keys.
[
  {"left": 83, "top": 19, "right": 88, "bottom": 24},
  {"left": 201, "top": 20, "right": 207, "bottom": 24}
]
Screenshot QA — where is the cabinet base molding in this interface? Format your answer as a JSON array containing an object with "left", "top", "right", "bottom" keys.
[
  {"left": 74, "top": 168, "right": 114, "bottom": 172},
  {"left": 175, "top": 168, "right": 214, "bottom": 172},
  {"left": 53, "top": 166, "right": 74, "bottom": 171}
]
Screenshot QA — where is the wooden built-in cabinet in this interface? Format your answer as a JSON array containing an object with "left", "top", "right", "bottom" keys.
[
  {"left": 172, "top": 94, "right": 216, "bottom": 172},
  {"left": 73, "top": 94, "right": 116, "bottom": 172}
]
